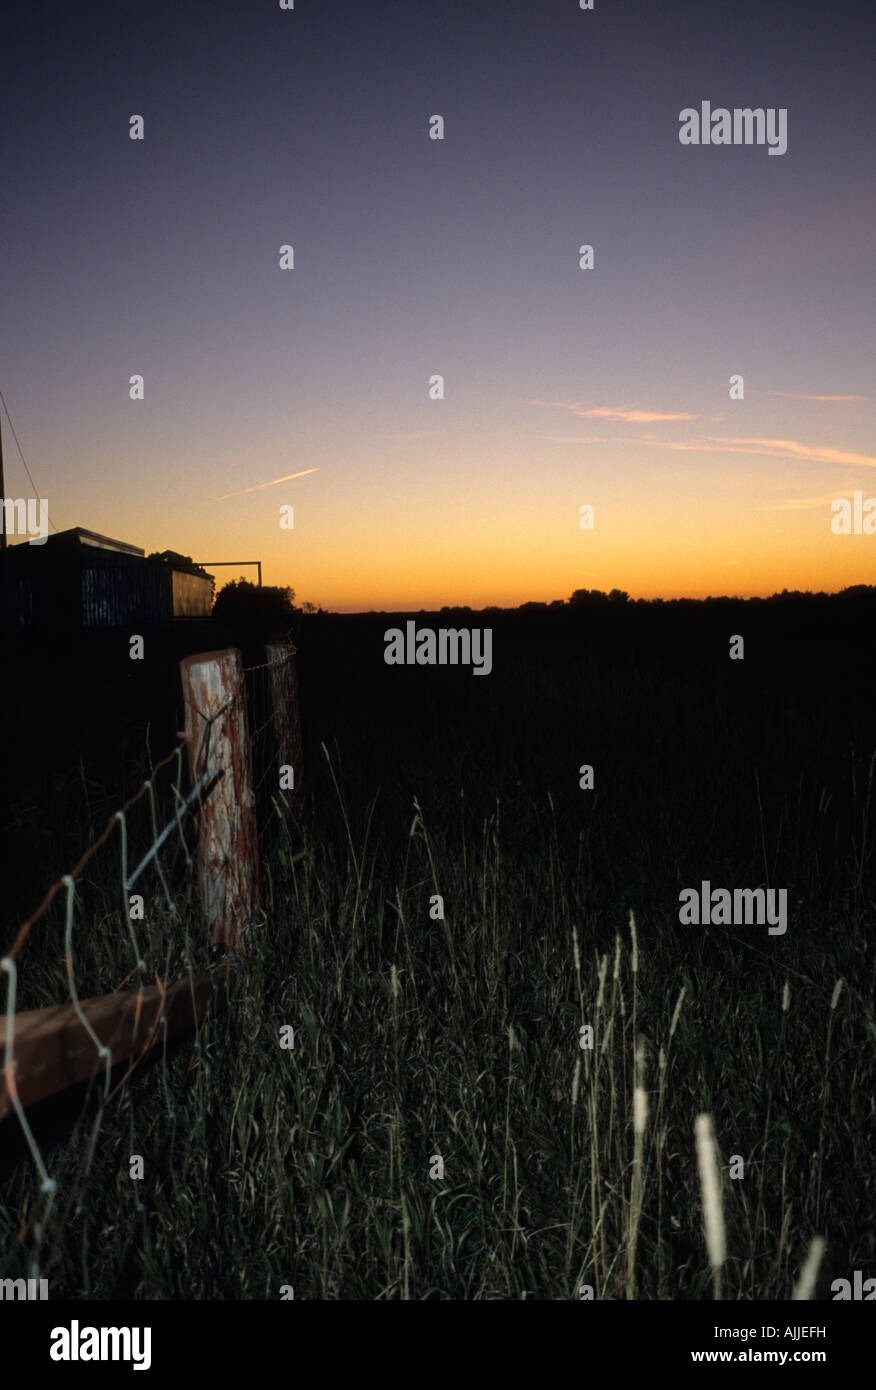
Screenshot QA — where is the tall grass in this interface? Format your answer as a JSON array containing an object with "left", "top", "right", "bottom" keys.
[
  {"left": 2, "top": 611, "right": 874, "bottom": 1298},
  {"left": 1, "top": 749, "right": 872, "bottom": 1299}
]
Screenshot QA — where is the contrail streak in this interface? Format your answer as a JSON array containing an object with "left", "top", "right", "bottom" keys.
[{"left": 213, "top": 467, "right": 319, "bottom": 501}]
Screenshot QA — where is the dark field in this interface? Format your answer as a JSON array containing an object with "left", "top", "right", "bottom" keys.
[{"left": 1, "top": 594, "right": 874, "bottom": 1298}]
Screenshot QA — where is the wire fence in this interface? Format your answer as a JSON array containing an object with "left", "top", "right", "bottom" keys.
[{"left": 0, "top": 642, "right": 301, "bottom": 1279}]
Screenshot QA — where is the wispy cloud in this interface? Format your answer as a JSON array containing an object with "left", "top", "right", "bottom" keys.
[
  {"left": 212, "top": 467, "right": 319, "bottom": 501},
  {"left": 760, "top": 391, "right": 870, "bottom": 403},
  {"left": 541, "top": 433, "right": 876, "bottom": 469},
  {"left": 705, "top": 436, "right": 876, "bottom": 468},
  {"left": 527, "top": 399, "right": 698, "bottom": 423}
]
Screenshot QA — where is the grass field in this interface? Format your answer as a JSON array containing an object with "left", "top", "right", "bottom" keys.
[{"left": 1, "top": 600, "right": 874, "bottom": 1299}]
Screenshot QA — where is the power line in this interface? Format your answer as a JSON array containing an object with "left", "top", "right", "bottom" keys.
[{"left": 0, "top": 387, "right": 59, "bottom": 533}]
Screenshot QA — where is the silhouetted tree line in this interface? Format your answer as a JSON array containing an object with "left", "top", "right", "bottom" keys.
[{"left": 217, "top": 581, "right": 876, "bottom": 622}]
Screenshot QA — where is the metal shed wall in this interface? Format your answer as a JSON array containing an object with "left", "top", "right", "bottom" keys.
[
  {"left": 81, "top": 566, "right": 172, "bottom": 627},
  {"left": 171, "top": 568, "right": 213, "bottom": 618}
]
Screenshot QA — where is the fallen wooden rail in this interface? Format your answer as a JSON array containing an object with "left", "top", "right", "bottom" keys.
[{"left": 0, "top": 967, "right": 232, "bottom": 1122}]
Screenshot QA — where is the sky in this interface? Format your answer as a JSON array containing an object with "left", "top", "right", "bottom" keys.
[{"left": 1, "top": 0, "right": 874, "bottom": 611}]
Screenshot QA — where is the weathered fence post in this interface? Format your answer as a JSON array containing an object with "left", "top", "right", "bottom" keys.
[
  {"left": 266, "top": 641, "right": 302, "bottom": 825},
  {"left": 179, "top": 649, "right": 260, "bottom": 950}
]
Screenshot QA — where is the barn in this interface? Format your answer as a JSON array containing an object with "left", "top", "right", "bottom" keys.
[{"left": 2, "top": 527, "right": 214, "bottom": 631}]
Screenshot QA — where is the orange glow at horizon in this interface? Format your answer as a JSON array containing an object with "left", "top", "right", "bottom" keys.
[
  {"left": 39, "top": 416, "right": 875, "bottom": 614},
  {"left": 157, "top": 484, "right": 874, "bottom": 612}
]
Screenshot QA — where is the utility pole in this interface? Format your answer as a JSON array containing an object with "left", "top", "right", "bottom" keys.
[{"left": 0, "top": 409, "right": 6, "bottom": 552}]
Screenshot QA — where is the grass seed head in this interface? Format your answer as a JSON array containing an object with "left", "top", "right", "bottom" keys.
[{"left": 695, "top": 1112, "right": 726, "bottom": 1272}]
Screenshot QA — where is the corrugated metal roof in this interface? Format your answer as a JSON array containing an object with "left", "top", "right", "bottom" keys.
[{"left": 45, "top": 527, "right": 146, "bottom": 556}]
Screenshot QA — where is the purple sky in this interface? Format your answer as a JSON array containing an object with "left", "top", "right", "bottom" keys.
[{"left": 1, "top": 0, "right": 873, "bottom": 608}]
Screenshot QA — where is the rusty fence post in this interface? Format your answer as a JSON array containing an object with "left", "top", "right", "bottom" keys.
[
  {"left": 266, "top": 641, "right": 303, "bottom": 826},
  {"left": 179, "top": 649, "right": 260, "bottom": 950}
]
